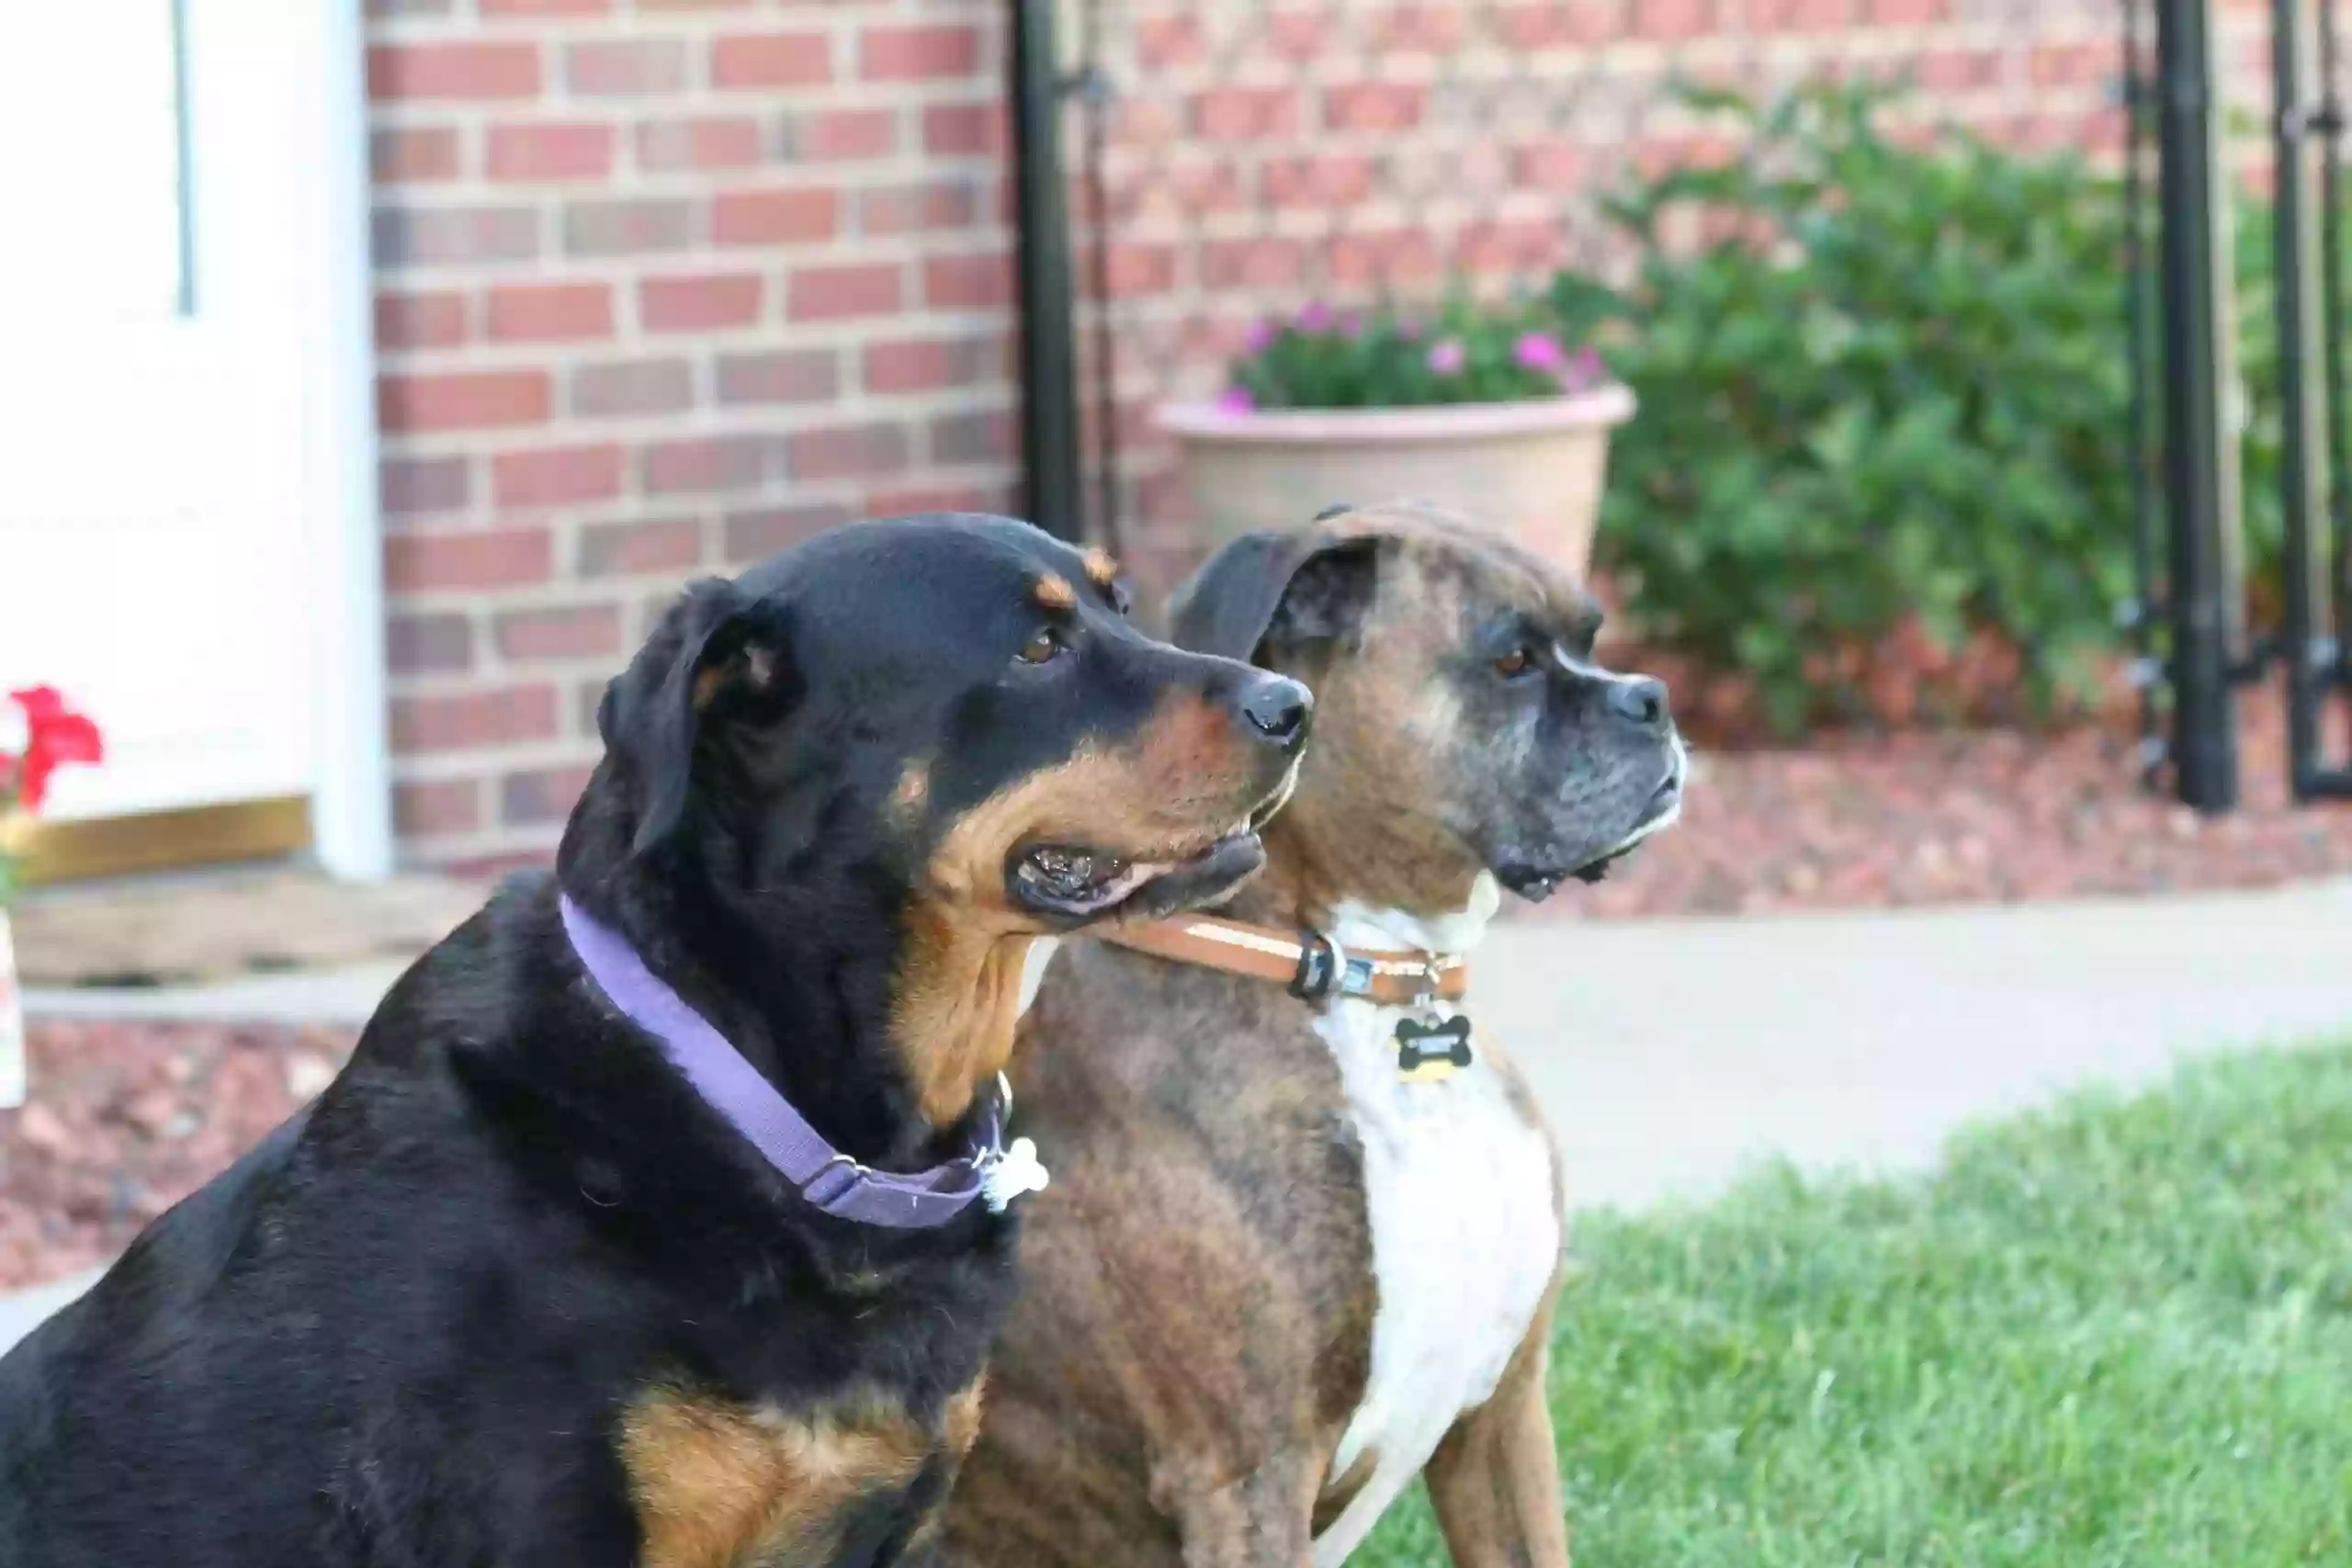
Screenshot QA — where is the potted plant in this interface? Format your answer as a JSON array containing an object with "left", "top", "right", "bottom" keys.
[
  {"left": 2, "top": 686, "right": 105, "bottom": 1108},
  {"left": 1159, "top": 299, "right": 1635, "bottom": 574}
]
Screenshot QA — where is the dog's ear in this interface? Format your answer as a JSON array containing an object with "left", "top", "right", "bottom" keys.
[
  {"left": 1168, "top": 529, "right": 1379, "bottom": 665},
  {"left": 597, "top": 577, "right": 796, "bottom": 855}
]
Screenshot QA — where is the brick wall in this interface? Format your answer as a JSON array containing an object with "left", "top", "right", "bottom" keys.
[
  {"left": 1077, "top": 0, "right": 2270, "bottom": 581},
  {"left": 363, "top": 0, "right": 2279, "bottom": 869},
  {"left": 367, "top": 0, "right": 1016, "bottom": 873}
]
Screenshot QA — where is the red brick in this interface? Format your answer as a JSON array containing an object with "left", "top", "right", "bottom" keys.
[
  {"left": 1322, "top": 83, "right": 1424, "bottom": 134},
  {"left": 368, "top": 42, "right": 542, "bottom": 101},
  {"left": 486, "top": 281, "right": 613, "bottom": 343},
  {"left": 1367, "top": 6, "right": 1466, "bottom": 51},
  {"left": 1202, "top": 238, "right": 1305, "bottom": 290},
  {"left": 1754, "top": 0, "right": 1849, "bottom": 28},
  {"left": 724, "top": 504, "right": 850, "bottom": 563},
  {"left": 387, "top": 613, "right": 474, "bottom": 675},
  {"left": 1632, "top": 0, "right": 1714, "bottom": 40},
  {"left": 379, "top": 370, "right": 551, "bottom": 433},
  {"left": 929, "top": 410, "right": 1012, "bottom": 467},
  {"left": 372, "top": 127, "right": 463, "bottom": 184},
  {"left": 481, "top": 0, "right": 607, "bottom": 13},
  {"left": 922, "top": 252, "right": 1010, "bottom": 310},
  {"left": 712, "top": 187, "right": 840, "bottom": 246},
  {"left": 923, "top": 102, "right": 1003, "bottom": 157},
  {"left": 1264, "top": 10, "right": 1329, "bottom": 58},
  {"left": 643, "top": 434, "right": 787, "bottom": 494},
  {"left": 863, "top": 335, "right": 1001, "bottom": 394},
  {"left": 717, "top": 349, "right": 840, "bottom": 405},
  {"left": 1918, "top": 48, "right": 2000, "bottom": 91},
  {"left": 1511, "top": 141, "right": 1586, "bottom": 194},
  {"left": 487, "top": 121, "right": 615, "bottom": 182},
  {"left": 787, "top": 263, "right": 903, "bottom": 321},
  {"left": 1191, "top": 86, "right": 1303, "bottom": 141},
  {"left": 635, "top": 0, "right": 757, "bottom": 8},
  {"left": 384, "top": 527, "right": 555, "bottom": 592},
  {"left": 860, "top": 25, "right": 980, "bottom": 81},
  {"left": 790, "top": 423, "right": 909, "bottom": 482},
  {"left": 1869, "top": 0, "right": 1944, "bottom": 18},
  {"left": 395, "top": 779, "right": 481, "bottom": 837},
  {"left": 1105, "top": 243, "right": 1177, "bottom": 299},
  {"left": 640, "top": 273, "right": 764, "bottom": 332},
  {"left": 1136, "top": 17, "right": 1204, "bottom": 69},
  {"left": 496, "top": 604, "right": 625, "bottom": 662},
  {"left": 373, "top": 206, "right": 539, "bottom": 268},
  {"left": 563, "top": 197, "right": 695, "bottom": 256},
  {"left": 391, "top": 686, "right": 560, "bottom": 754},
  {"left": 570, "top": 359, "right": 695, "bottom": 419},
  {"left": 566, "top": 38, "right": 689, "bottom": 96},
  {"left": 859, "top": 180, "right": 978, "bottom": 236},
  {"left": 794, "top": 107, "right": 897, "bottom": 161},
  {"left": 579, "top": 517, "right": 704, "bottom": 578},
  {"left": 635, "top": 116, "right": 766, "bottom": 171},
  {"left": 712, "top": 32, "right": 831, "bottom": 90},
  {"left": 1262, "top": 153, "right": 1376, "bottom": 207},
  {"left": 375, "top": 290, "right": 468, "bottom": 350},
  {"left": 492, "top": 444, "right": 626, "bottom": 508},
  {"left": 501, "top": 765, "right": 594, "bottom": 828},
  {"left": 380, "top": 457, "right": 472, "bottom": 517}
]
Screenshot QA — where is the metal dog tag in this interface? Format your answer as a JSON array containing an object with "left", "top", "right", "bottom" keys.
[
  {"left": 1395, "top": 1014, "right": 1472, "bottom": 1084},
  {"left": 980, "top": 1135, "right": 1050, "bottom": 1213}
]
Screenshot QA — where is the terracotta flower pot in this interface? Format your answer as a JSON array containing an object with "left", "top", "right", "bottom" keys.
[{"left": 1159, "top": 386, "right": 1636, "bottom": 577}]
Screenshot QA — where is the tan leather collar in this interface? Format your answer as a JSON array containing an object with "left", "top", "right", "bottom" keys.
[{"left": 1096, "top": 915, "right": 1468, "bottom": 1007}]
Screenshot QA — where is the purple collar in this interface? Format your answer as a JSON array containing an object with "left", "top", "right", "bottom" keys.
[{"left": 559, "top": 895, "right": 1012, "bottom": 1229}]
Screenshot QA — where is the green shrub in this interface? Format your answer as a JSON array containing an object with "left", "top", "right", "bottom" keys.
[{"left": 1554, "top": 82, "right": 2294, "bottom": 733}]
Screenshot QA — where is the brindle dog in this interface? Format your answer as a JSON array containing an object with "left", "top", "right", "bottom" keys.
[{"left": 942, "top": 501, "right": 1685, "bottom": 1568}]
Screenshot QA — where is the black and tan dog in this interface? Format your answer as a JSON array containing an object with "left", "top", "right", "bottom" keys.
[
  {"left": 943, "top": 502, "right": 1685, "bottom": 1568},
  {"left": 0, "top": 514, "right": 1308, "bottom": 1568}
]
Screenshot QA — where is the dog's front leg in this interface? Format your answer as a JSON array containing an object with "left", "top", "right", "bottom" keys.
[
  {"left": 1420, "top": 1301, "right": 1571, "bottom": 1568},
  {"left": 1151, "top": 1450, "right": 1320, "bottom": 1568}
]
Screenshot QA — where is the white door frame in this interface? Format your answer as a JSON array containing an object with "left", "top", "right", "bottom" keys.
[{"left": 300, "top": 0, "right": 392, "bottom": 882}]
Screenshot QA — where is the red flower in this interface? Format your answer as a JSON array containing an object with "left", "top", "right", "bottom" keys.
[{"left": 7, "top": 686, "right": 105, "bottom": 814}]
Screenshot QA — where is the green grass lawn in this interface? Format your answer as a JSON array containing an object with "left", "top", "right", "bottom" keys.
[{"left": 1358, "top": 1045, "right": 2352, "bottom": 1567}]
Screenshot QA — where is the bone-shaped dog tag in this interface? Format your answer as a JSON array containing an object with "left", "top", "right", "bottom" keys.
[
  {"left": 1395, "top": 1015, "right": 1473, "bottom": 1084},
  {"left": 981, "top": 1135, "right": 1050, "bottom": 1213}
]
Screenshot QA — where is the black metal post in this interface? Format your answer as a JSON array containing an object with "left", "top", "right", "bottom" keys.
[
  {"left": 1009, "top": 0, "right": 1084, "bottom": 541},
  {"left": 2273, "top": 0, "right": 2330, "bottom": 794},
  {"left": 2154, "top": 0, "right": 2240, "bottom": 810}
]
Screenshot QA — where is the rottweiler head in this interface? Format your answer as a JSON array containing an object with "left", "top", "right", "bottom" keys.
[
  {"left": 1170, "top": 499, "right": 1684, "bottom": 920},
  {"left": 566, "top": 513, "right": 1307, "bottom": 1130}
]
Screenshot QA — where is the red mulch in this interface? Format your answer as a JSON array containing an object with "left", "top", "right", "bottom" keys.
[
  {"left": 1, "top": 1021, "right": 351, "bottom": 1291},
  {"left": 6, "top": 692, "right": 2350, "bottom": 1292},
  {"left": 1526, "top": 682, "right": 2352, "bottom": 919}
]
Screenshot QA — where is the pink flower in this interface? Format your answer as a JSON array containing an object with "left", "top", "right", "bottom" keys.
[
  {"left": 1216, "top": 386, "right": 1257, "bottom": 414},
  {"left": 1426, "top": 338, "right": 1466, "bottom": 376},
  {"left": 1242, "top": 319, "right": 1277, "bottom": 355},
  {"left": 1295, "top": 301, "right": 1336, "bottom": 332},
  {"left": 1560, "top": 344, "right": 1608, "bottom": 392},
  {"left": 1512, "top": 332, "right": 1567, "bottom": 374},
  {"left": 1338, "top": 310, "right": 1366, "bottom": 338},
  {"left": 1396, "top": 318, "right": 1426, "bottom": 341}
]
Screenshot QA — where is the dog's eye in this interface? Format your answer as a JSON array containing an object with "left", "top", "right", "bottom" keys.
[
  {"left": 1017, "top": 626, "right": 1066, "bottom": 665},
  {"left": 1492, "top": 646, "right": 1540, "bottom": 680}
]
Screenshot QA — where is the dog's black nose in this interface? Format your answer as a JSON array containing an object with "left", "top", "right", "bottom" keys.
[
  {"left": 1239, "top": 674, "right": 1313, "bottom": 749},
  {"left": 1606, "top": 675, "right": 1670, "bottom": 730}
]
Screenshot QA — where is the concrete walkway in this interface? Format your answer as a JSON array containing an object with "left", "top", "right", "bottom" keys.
[{"left": 6, "top": 879, "right": 2349, "bottom": 1353}]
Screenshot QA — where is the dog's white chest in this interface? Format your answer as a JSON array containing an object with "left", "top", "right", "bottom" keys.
[{"left": 1312, "top": 995, "right": 1561, "bottom": 1566}]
